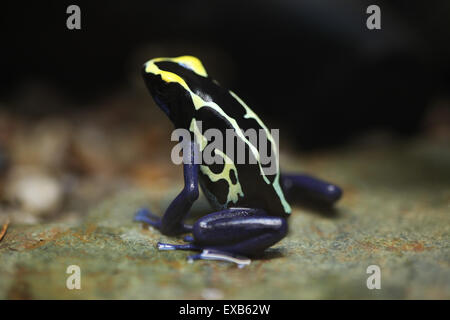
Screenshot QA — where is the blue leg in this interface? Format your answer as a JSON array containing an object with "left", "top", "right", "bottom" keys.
[
  {"left": 134, "top": 142, "right": 199, "bottom": 236},
  {"left": 281, "top": 173, "right": 342, "bottom": 206},
  {"left": 157, "top": 208, "right": 287, "bottom": 265}
]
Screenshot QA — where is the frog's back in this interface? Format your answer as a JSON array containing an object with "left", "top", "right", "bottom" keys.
[
  {"left": 151, "top": 59, "right": 291, "bottom": 216},
  {"left": 188, "top": 78, "right": 291, "bottom": 216}
]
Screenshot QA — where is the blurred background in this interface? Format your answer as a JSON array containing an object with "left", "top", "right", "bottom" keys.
[{"left": 0, "top": 0, "right": 449, "bottom": 224}]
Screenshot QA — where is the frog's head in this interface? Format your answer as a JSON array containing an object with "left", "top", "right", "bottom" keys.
[{"left": 142, "top": 56, "right": 208, "bottom": 126}]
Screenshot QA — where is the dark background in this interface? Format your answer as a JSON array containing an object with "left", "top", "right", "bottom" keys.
[{"left": 1, "top": 0, "right": 449, "bottom": 149}]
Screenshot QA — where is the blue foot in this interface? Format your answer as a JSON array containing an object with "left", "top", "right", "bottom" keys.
[
  {"left": 134, "top": 208, "right": 161, "bottom": 228},
  {"left": 187, "top": 249, "right": 251, "bottom": 268},
  {"left": 157, "top": 242, "right": 200, "bottom": 251}
]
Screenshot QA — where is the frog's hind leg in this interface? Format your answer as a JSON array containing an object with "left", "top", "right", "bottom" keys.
[
  {"left": 155, "top": 208, "right": 287, "bottom": 266},
  {"left": 190, "top": 208, "right": 287, "bottom": 263},
  {"left": 281, "top": 173, "right": 342, "bottom": 206}
]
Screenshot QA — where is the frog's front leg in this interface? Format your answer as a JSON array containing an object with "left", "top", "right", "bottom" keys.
[
  {"left": 281, "top": 173, "right": 342, "bottom": 206},
  {"left": 134, "top": 142, "right": 199, "bottom": 236},
  {"left": 157, "top": 208, "right": 288, "bottom": 265}
]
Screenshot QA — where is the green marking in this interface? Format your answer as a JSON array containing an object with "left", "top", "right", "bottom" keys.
[
  {"left": 229, "top": 91, "right": 291, "bottom": 214},
  {"left": 190, "top": 119, "right": 244, "bottom": 205}
]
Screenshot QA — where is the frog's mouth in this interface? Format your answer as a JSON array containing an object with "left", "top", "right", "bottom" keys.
[
  {"left": 153, "top": 95, "right": 170, "bottom": 118},
  {"left": 142, "top": 71, "right": 172, "bottom": 119}
]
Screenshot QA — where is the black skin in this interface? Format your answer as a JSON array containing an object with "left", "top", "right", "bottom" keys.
[{"left": 135, "top": 60, "right": 342, "bottom": 264}]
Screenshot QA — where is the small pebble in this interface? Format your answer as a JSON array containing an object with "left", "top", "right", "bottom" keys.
[
  {"left": 6, "top": 167, "right": 63, "bottom": 216},
  {"left": 201, "top": 288, "right": 224, "bottom": 300}
]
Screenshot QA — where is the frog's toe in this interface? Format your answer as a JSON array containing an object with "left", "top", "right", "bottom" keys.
[
  {"left": 187, "top": 249, "right": 251, "bottom": 268},
  {"left": 157, "top": 241, "right": 200, "bottom": 251},
  {"left": 134, "top": 208, "right": 161, "bottom": 228}
]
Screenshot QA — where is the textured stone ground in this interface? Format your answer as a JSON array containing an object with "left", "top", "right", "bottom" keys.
[{"left": 0, "top": 138, "right": 449, "bottom": 299}]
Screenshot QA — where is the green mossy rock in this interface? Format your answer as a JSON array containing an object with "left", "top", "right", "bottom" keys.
[{"left": 1, "top": 139, "right": 449, "bottom": 299}]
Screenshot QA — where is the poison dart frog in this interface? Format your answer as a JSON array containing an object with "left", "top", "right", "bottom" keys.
[{"left": 135, "top": 56, "right": 342, "bottom": 266}]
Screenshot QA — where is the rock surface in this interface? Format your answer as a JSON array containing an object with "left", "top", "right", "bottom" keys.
[{"left": 0, "top": 138, "right": 449, "bottom": 299}]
